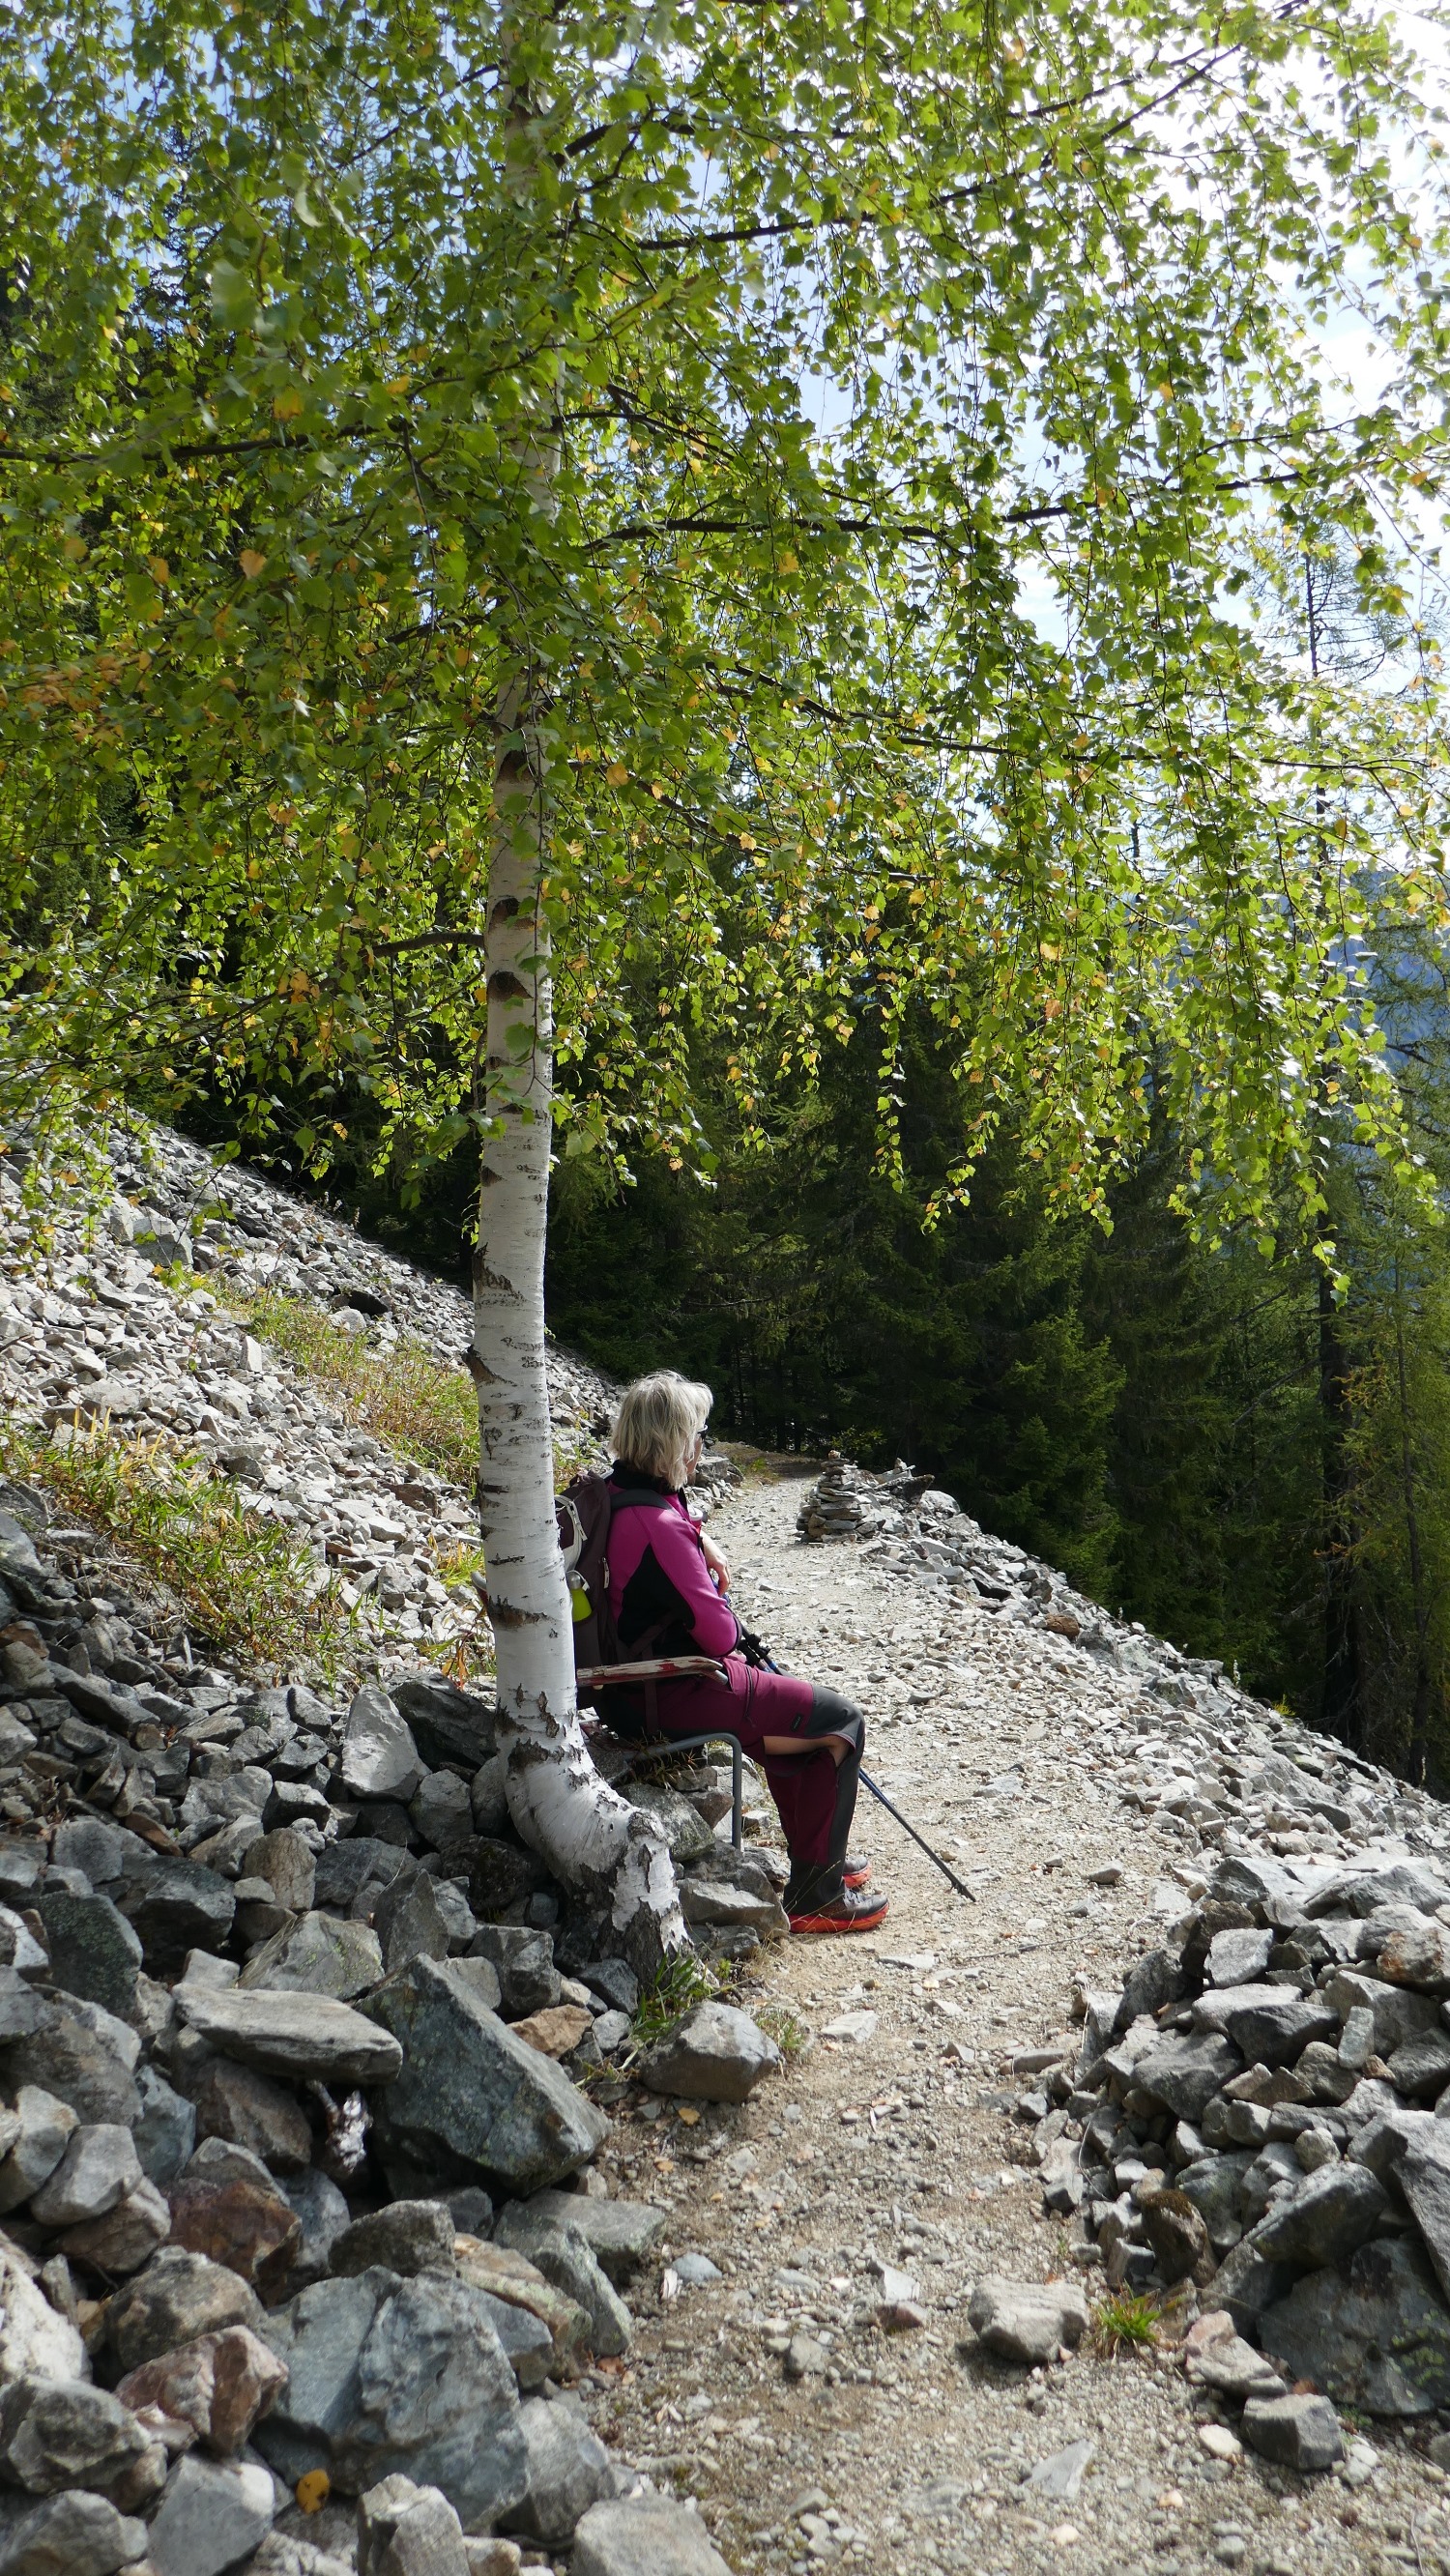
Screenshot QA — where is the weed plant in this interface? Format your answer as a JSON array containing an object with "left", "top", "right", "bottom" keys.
[{"left": 1090, "top": 2291, "right": 1160, "bottom": 2357}]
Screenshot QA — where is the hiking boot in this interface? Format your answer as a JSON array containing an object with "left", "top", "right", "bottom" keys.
[
  {"left": 844, "top": 1854, "right": 873, "bottom": 1891},
  {"left": 788, "top": 1886, "right": 890, "bottom": 1936}
]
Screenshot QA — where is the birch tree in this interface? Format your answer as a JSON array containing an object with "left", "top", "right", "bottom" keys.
[{"left": 5, "top": 0, "right": 1450, "bottom": 1960}]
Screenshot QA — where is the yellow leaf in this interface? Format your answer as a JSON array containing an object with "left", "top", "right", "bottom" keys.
[
  {"left": 295, "top": 2472, "right": 330, "bottom": 2515},
  {"left": 605, "top": 762, "right": 628, "bottom": 786},
  {"left": 239, "top": 550, "right": 267, "bottom": 580},
  {"left": 777, "top": 549, "right": 798, "bottom": 573},
  {"left": 62, "top": 535, "right": 87, "bottom": 563},
  {"left": 273, "top": 386, "right": 304, "bottom": 420},
  {"left": 739, "top": 832, "right": 756, "bottom": 851},
  {"left": 147, "top": 557, "right": 169, "bottom": 585}
]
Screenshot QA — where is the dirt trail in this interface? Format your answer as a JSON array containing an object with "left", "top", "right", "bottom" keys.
[{"left": 598, "top": 1475, "right": 1442, "bottom": 2576}]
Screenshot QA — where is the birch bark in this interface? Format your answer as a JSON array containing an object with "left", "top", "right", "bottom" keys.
[{"left": 472, "top": 14, "right": 687, "bottom": 1974}]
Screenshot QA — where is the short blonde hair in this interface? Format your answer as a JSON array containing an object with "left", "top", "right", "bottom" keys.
[{"left": 612, "top": 1371, "right": 712, "bottom": 1491}]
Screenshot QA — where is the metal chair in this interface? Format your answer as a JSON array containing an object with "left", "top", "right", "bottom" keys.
[{"left": 578, "top": 1656, "right": 746, "bottom": 1850}]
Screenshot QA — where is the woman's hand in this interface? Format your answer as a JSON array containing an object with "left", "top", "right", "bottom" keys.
[{"left": 701, "top": 1531, "right": 732, "bottom": 1594}]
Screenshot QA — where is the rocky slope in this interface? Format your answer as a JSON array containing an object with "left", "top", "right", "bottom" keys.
[{"left": 0, "top": 1130, "right": 1448, "bottom": 2576}]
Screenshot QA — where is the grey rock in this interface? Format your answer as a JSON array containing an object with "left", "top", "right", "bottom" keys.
[
  {"left": 1191, "top": 1983, "right": 1336, "bottom": 2068},
  {"left": 1325, "top": 1968, "right": 1440, "bottom": 2055},
  {"left": 409, "top": 1773, "right": 474, "bottom": 1854},
  {"left": 1132, "top": 2032, "right": 1242, "bottom": 2121},
  {"left": 469, "top": 1756, "right": 508, "bottom": 1840},
  {"left": 429, "top": 1880, "right": 476, "bottom": 1954},
  {"left": 620, "top": 1782, "right": 714, "bottom": 1865},
  {"left": 389, "top": 1677, "right": 496, "bottom": 1774},
  {"left": 358, "top": 2473, "right": 469, "bottom": 2576},
  {"left": 502, "top": 2395, "right": 614, "bottom": 2546},
  {"left": 1260, "top": 2235, "right": 1450, "bottom": 2416},
  {"left": 59, "top": 2174, "right": 169, "bottom": 2275},
  {"left": 785, "top": 2331, "right": 828, "bottom": 2378},
  {"left": 179, "top": 1986, "right": 403, "bottom": 2087},
  {"left": 0, "top": 2490, "right": 146, "bottom": 2576},
  {"left": 964, "top": 2276, "right": 1089, "bottom": 2365},
  {"left": 465, "top": 1927, "right": 559, "bottom": 2020},
  {"left": 670, "top": 2253, "right": 721, "bottom": 2288},
  {"left": 331, "top": 2202, "right": 455, "bottom": 2281},
  {"left": 1250, "top": 2162, "right": 1390, "bottom": 2269},
  {"left": 50, "top": 1821, "right": 123, "bottom": 1889},
  {"left": 7, "top": 1995, "right": 140, "bottom": 2127},
  {"left": 1192, "top": 2335, "right": 1286, "bottom": 2400},
  {"left": 257, "top": 2267, "right": 528, "bottom": 2526},
  {"left": 1209, "top": 2236, "right": 1298, "bottom": 2330},
  {"left": 0, "top": 2376, "right": 160, "bottom": 2505},
  {"left": 491, "top": 2213, "right": 630, "bottom": 2357},
  {"left": 242, "top": 1828, "right": 316, "bottom": 1916},
  {"left": 1023, "top": 2439, "right": 1094, "bottom": 2502},
  {"left": 1306, "top": 1861, "right": 1450, "bottom": 1920},
  {"left": 0, "top": 2093, "right": 77, "bottom": 2216},
  {"left": 471, "top": 2293, "right": 554, "bottom": 2391},
  {"left": 444, "top": 1957, "right": 502, "bottom": 2016},
  {"left": 0, "top": 1911, "right": 46, "bottom": 1983},
  {"left": 572, "top": 2495, "right": 733, "bottom": 2576},
  {"left": 131, "top": 2066, "right": 196, "bottom": 2187},
  {"left": 1384, "top": 2118, "right": 1450, "bottom": 2303},
  {"left": 1388, "top": 2027, "right": 1450, "bottom": 2098},
  {"left": 146, "top": 2450, "right": 276, "bottom": 2576},
  {"left": 34, "top": 1895, "right": 141, "bottom": 2022},
  {"left": 0, "top": 2240, "right": 86, "bottom": 2392},
  {"left": 1175, "top": 2153, "right": 1255, "bottom": 2251},
  {"left": 638, "top": 2002, "right": 780, "bottom": 2104},
  {"left": 192, "top": 2055, "right": 312, "bottom": 2175},
  {"left": 582, "top": 1960, "right": 639, "bottom": 2016},
  {"left": 239, "top": 1910, "right": 384, "bottom": 2002},
  {"left": 593, "top": 2011, "right": 630, "bottom": 2057},
  {"left": 30, "top": 2123, "right": 140, "bottom": 2226},
  {"left": 120, "top": 1860, "right": 235, "bottom": 1972},
  {"left": 375, "top": 1876, "right": 450, "bottom": 1978},
  {"left": 678, "top": 1876, "right": 786, "bottom": 1937},
  {"left": 107, "top": 2247, "right": 264, "bottom": 2374},
  {"left": 360, "top": 1956, "right": 607, "bottom": 2195},
  {"left": 276, "top": 2167, "right": 352, "bottom": 2287},
  {"left": 342, "top": 1690, "right": 424, "bottom": 1805},
  {"left": 0, "top": 1974, "right": 49, "bottom": 2048},
  {"left": 1205, "top": 1926, "right": 1274, "bottom": 1987},
  {"left": 1240, "top": 2391, "right": 1344, "bottom": 2472},
  {"left": 1114, "top": 1948, "right": 1184, "bottom": 2031}
]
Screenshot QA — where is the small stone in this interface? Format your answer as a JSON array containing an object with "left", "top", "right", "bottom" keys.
[
  {"left": 30, "top": 2123, "right": 140, "bottom": 2227},
  {"left": 572, "top": 2495, "right": 734, "bottom": 2576},
  {"left": 639, "top": 2002, "right": 780, "bottom": 2103},
  {"left": 107, "top": 2249, "right": 264, "bottom": 2376},
  {"left": 276, "top": 2166, "right": 352, "bottom": 2287},
  {"left": 452, "top": 2240, "right": 590, "bottom": 2383},
  {"left": 0, "top": 2091, "right": 76, "bottom": 2219},
  {"left": 1205, "top": 1928, "right": 1274, "bottom": 1988},
  {"left": 1240, "top": 2391, "right": 1344, "bottom": 2472},
  {"left": 469, "top": 1756, "right": 508, "bottom": 1839},
  {"left": 191, "top": 2057, "right": 312, "bottom": 2176},
  {"left": 1136, "top": 2187, "right": 1215, "bottom": 2288},
  {"left": 513, "top": 2193, "right": 665, "bottom": 2286},
  {"left": 121, "top": 1860, "right": 236, "bottom": 1973},
  {"left": 1191, "top": 2334, "right": 1287, "bottom": 2400},
  {"left": 509, "top": 2006, "right": 591, "bottom": 2060},
  {"left": 374, "top": 1875, "right": 450, "bottom": 1978},
  {"left": 410, "top": 1772, "right": 474, "bottom": 1854},
  {"left": 1025, "top": 2440, "right": 1094, "bottom": 2502},
  {"left": 0, "top": 2377, "right": 161, "bottom": 2507},
  {"left": 6, "top": 1994, "right": 140, "bottom": 2127},
  {"left": 671, "top": 2254, "right": 721, "bottom": 2288},
  {"left": 341, "top": 1689, "right": 423, "bottom": 1805},
  {"left": 964, "top": 2277, "right": 1089, "bottom": 2366},
  {"left": 491, "top": 2210, "right": 631, "bottom": 2358},
  {"left": 241, "top": 1829, "right": 317, "bottom": 1916},
  {"left": 0, "top": 2489, "right": 146, "bottom": 2576},
  {"left": 166, "top": 2171, "right": 302, "bottom": 2296},
  {"left": 465, "top": 1926, "right": 559, "bottom": 2019},
  {"left": 145, "top": 2449, "right": 276, "bottom": 2576},
  {"left": 502, "top": 2394, "right": 615, "bottom": 2546},
  {"left": 331, "top": 2201, "right": 455, "bottom": 2280},
  {"left": 60, "top": 2175, "right": 170, "bottom": 2275},
  {"left": 822, "top": 2011, "right": 878, "bottom": 2044},
  {"left": 358, "top": 2473, "right": 470, "bottom": 2576},
  {"left": 131, "top": 2069, "right": 195, "bottom": 2190},
  {"left": 238, "top": 1910, "right": 384, "bottom": 2002},
  {"left": 785, "top": 2331, "right": 828, "bottom": 2378},
  {"left": 116, "top": 2323, "right": 289, "bottom": 2456},
  {"left": 1197, "top": 2423, "right": 1241, "bottom": 2463},
  {"left": 35, "top": 1895, "right": 142, "bottom": 2021}
]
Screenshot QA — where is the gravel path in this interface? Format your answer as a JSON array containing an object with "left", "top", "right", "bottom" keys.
[{"left": 599, "top": 1475, "right": 1448, "bottom": 2576}]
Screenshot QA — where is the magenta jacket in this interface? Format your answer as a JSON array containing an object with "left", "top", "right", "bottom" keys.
[{"left": 604, "top": 1469, "right": 740, "bottom": 1661}]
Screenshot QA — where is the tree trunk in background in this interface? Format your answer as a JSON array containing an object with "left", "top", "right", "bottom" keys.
[
  {"left": 1318, "top": 1261, "right": 1362, "bottom": 1748},
  {"left": 1393, "top": 1273, "right": 1434, "bottom": 1785}
]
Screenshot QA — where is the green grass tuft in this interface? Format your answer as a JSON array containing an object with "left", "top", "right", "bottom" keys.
[
  {"left": 1090, "top": 2290, "right": 1160, "bottom": 2357},
  {"left": 1, "top": 1420, "right": 360, "bottom": 1681}
]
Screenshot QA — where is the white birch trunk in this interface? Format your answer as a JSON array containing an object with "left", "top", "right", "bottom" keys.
[{"left": 474, "top": 684, "right": 688, "bottom": 1981}]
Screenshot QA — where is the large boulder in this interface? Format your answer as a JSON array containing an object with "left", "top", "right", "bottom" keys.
[
  {"left": 177, "top": 1986, "right": 403, "bottom": 2087},
  {"left": 390, "top": 1675, "right": 497, "bottom": 1772},
  {"left": 638, "top": 2004, "right": 780, "bottom": 2104},
  {"left": 1249, "top": 2163, "right": 1390, "bottom": 2270},
  {"left": 6, "top": 1996, "right": 141, "bottom": 2127},
  {"left": 255, "top": 2266, "right": 529, "bottom": 2528},
  {"left": 34, "top": 1895, "right": 141, "bottom": 2022},
  {"left": 116, "top": 1860, "right": 235, "bottom": 1973},
  {"left": 360, "top": 1957, "right": 608, "bottom": 2194},
  {"left": 1259, "top": 2236, "right": 1450, "bottom": 2417},
  {"left": 1131, "top": 2032, "right": 1242, "bottom": 2121}
]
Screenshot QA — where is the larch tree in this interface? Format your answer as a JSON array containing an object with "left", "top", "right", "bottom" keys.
[{"left": 4, "top": 0, "right": 1450, "bottom": 1962}]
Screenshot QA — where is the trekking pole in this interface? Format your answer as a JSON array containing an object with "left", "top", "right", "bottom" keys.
[{"left": 858, "top": 1767, "right": 977, "bottom": 1900}]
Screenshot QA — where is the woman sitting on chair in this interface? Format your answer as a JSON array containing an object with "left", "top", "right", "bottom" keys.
[{"left": 602, "top": 1371, "right": 888, "bottom": 1936}]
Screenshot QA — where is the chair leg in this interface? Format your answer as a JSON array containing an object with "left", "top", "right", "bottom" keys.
[{"left": 730, "top": 1736, "right": 742, "bottom": 1852}]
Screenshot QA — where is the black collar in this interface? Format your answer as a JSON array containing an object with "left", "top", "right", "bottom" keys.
[{"left": 610, "top": 1462, "right": 681, "bottom": 1498}]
